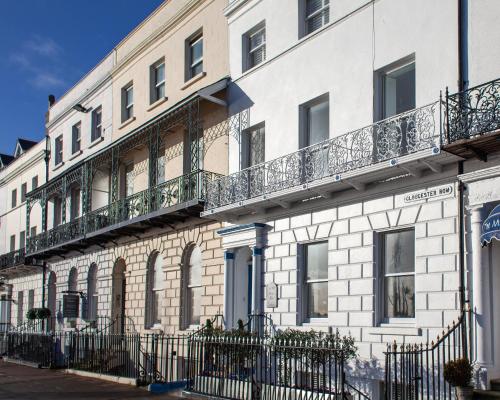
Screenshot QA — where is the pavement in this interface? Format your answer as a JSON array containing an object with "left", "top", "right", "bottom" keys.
[{"left": 0, "top": 361, "right": 184, "bottom": 400}]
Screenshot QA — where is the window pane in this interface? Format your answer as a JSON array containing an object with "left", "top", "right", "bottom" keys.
[
  {"left": 155, "top": 63, "right": 165, "bottom": 84},
  {"left": 191, "top": 37, "right": 203, "bottom": 64},
  {"left": 307, "top": 281, "right": 328, "bottom": 318},
  {"left": 383, "top": 63, "right": 415, "bottom": 118},
  {"left": 248, "top": 126, "right": 265, "bottom": 167},
  {"left": 189, "top": 286, "right": 202, "bottom": 325},
  {"left": 250, "top": 47, "right": 265, "bottom": 68},
  {"left": 384, "top": 275, "right": 415, "bottom": 318},
  {"left": 126, "top": 87, "right": 133, "bottom": 106},
  {"left": 306, "top": 242, "right": 328, "bottom": 280},
  {"left": 307, "top": 100, "right": 329, "bottom": 145},
  {"left": 191, "top": 62, "right": 203, "bottom": 77},
  {"left": 250, "top": 29, "right": 265, "bottom": 50},
  {"left": 384, "top": 230, "right": 414, "bottom": 274},
  {"left": 153, "top": 255, "right": 164, "bottom": 290},
  {"left": 153, "top": 291, "right": 160, "bottom": 324},
  {"left": 189, "top": 247, "right": 202, "bottom": 286}
]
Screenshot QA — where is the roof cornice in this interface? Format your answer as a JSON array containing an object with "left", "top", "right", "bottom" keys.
[
  {"left": 0, "top": 149, "right": 45, "bottom": 185},
  {"left": 111, "top": 0, "right": 203, "bottom": 77}
]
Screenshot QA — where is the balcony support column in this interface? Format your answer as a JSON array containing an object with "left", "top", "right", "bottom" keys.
[
  {"left": 187, "top": 100, "right": 201, "bottom": 173},
  {"left": 81, "top": 161, "right": 93, "bottom": 216},
  {"left": 110, "top": 147, "right": 119, "bottom": 204},
  {"left": 148, "top": 125, "right": 160, "bottom": 211},
  {"left": 41, "top": 189, "right": 47, "bottom": 232},
  {"left": 61, "top": 175, "right": 67, "bottom": 224}
]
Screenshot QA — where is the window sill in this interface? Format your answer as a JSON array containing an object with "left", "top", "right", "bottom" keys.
[
  {"left": 367, "top": 325, "right": 421, "bottom": 336},
  {"left": 53, "top": 161, "right": 65, "bottom": 172},
  {"left": 181, "top": 72, "right": 206, "bottom": 90},
  {"left": 147, "top": 96, "right": 168, "bottom": 112},
  {"left": 119, "top": 116, "right": 136, "bottom": 130},
  {"left": 89, "top": 136, "right": 104, "bottom": 149},
  {"left": 69, "top": 150, "right": 82, "bottom": 161},
  {"left": 146, "top": 324, "right": 164, "bottom": 332}
]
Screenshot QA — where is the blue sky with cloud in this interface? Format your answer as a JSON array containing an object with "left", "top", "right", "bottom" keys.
[{"left": 0, "top": 0, "right": 163, "bottom": 155}]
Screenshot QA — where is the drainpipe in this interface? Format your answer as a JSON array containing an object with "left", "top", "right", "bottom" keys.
[{"left": 457, "top": 0, "right": 469, "bottom": 356}]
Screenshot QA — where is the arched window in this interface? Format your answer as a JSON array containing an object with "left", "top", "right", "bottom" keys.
[
  {"left": 68, "top": 267, "right": 78, "bottom": 292},
  {"left": 183, "top": 245, "right": 202, "bottom": 328},
  {"left": 145, "top": 252, "right": 164, "bottom": 328},
  {"left": 86, "top": 264, "right": 98, "bottom": 322}
]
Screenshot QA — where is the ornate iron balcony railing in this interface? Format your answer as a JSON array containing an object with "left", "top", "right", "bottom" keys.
[
  {"left": 26, "top": 170, "right": 221, "bottom": 255},
  {"left": 205, "top": 102, "right": 439, "bottom": 210},
  {"left": 0, "top": 248, "right": 26, "bottom": 271},
  {"left": 445, "top": 78, "right": 500, "bottom": 143}
]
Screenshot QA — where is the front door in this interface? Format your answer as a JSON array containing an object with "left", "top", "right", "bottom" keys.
[{"left": 112, "top": 260, "right": 126, "bottom": 333}]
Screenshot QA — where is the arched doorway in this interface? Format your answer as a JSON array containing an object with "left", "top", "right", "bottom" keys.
[
  {"left": 112, "top": 258, "right": 126, "bottom": 333},
  {"left": 47, "top": 272, "right": 57, "bottom": 331}
]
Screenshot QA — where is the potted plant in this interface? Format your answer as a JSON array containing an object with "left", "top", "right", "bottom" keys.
[
  {"left": 444, "top": 358, "right": 474, "bottom": 400},
  {"left": 26, "top": 308, "right": 37, "bottom": 320}
]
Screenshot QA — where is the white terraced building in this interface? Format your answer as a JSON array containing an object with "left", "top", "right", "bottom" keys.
[{"left": 201, "top": 0, "right": 500, "bottom": 396}]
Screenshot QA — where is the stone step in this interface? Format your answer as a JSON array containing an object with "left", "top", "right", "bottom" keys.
[
  {"left": 491, "top": 379, "right": 500, "bottom": 392},
  {"left": 474, "top": 389, "right": 500, "bottom": 400}
]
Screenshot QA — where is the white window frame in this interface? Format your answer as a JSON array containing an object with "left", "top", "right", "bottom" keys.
[
  {"left": 187, "top": 33, "right": 203, "bottom": 80},
  {"left": 304, "top": 0, "right": 330, "bottom": 36},
  {"left": 151, "top": 60, "right": 166, "bottom": 103},
  {"left": 300, "top": 241, "right": 328, "bottom": 324},
  {"left": 183, "top": 245, "right": 202, "bottom": 329},
  {"left": 378, "top": 228, "right": 416, "bottom": 325},
  {"left": 122, "top": 84, "right": 134, "bottom": 122},
  {"left": 55, "top": 135, "right": 63, "bottom": 165},
  {"left": 244, "top": 23, "right": 266, "bottom": 72},
  {"left": 91, "top": 106, "right": 102, "bottom": 142},
  {"left": 145, "top": 252, "right": 164, "bottom": 329},
  {"left": 72, "top": 122, "right": 81, "bottom": 154}
]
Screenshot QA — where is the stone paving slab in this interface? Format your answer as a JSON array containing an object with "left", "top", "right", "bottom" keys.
[{"left": 0, "top": 361, "right": 183, "bottom": 400}]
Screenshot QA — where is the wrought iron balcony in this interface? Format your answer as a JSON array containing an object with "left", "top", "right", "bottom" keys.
[
  {"left": 205, "top": 103, "right": 441, "bottom": 213},
  {"left": 445, "top": 78, "right": 500, "bottom": 142},
  {"left": 443, "top": 78, "right": 500, "bottom": 160},
  {"left": 0, "top": 248, "right": 26, "bottom": 271},
  {"left": 26, "top": 170, "right": 222, "bottom": 256}
]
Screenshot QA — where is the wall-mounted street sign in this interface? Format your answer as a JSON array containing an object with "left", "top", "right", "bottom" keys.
[
  {"left": 481, "top": 203, "right": 500, "bottom": 246},
  {"left": 267, "top": 282, "right": 278, "bottom": 308},
  {"left": 404, "top": 184, "right": 454, "bottom": 203},
  {"left": 63, "top": 294, "right": 80, "bottom": 319}
]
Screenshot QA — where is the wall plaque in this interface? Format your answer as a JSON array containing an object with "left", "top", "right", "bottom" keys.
[
  {"left": 267, "top": 282, "right": 278, "bottom": 308},
  {"left": 63, "top": 294, "right": 80, "bottom": 319}
]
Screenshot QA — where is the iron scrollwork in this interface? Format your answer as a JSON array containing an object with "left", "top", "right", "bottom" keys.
[
  {"left": 445, "top": 78, "right": 500, "bottom": 143},
  {"left": 205, "top": 103, "right": 439, "bottom": 210}
]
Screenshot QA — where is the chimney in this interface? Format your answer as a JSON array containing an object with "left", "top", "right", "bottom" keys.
[{"left": 48, "top": 94, "right": 56, "bottom": 108}]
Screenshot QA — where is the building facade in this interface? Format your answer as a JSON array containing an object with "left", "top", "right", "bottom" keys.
[
  {"left": 201, "top": 0, "right": 500, "bottom": 395},
  {"left": 3, "top": 0, "right": 232, "bottom": 335},
  {"left": 0, "top": 0, "right": 500, "bottom": 398}
]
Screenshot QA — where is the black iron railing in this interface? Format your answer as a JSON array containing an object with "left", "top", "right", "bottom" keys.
[
  {"left": 445, "top": 78, "right": 500, "bottom": 143},
  {"left": 206, "top": 103, "right": 440, "bottom": 211},
  {"left": 0, "top": 248, "right": 26, "bottom": 270},
  {"left": 384, "top": 309, "right": 472, "bottom": 400},
  {"left": 186, "top": 334, "right": 357, "bottom": 400},
  {"left": 1, "top": 330, "right": 365, "bottom": 399},
  {"left": 26, "top": 170, "right": 222, "bottom": 255}
]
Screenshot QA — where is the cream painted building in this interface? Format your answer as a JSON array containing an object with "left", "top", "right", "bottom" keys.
[
  {"left": 0, "top": 138, "right": 46, "bottom": 329},
  {"left": 5, "top": 0, "right": 232, "bottom": 335}
]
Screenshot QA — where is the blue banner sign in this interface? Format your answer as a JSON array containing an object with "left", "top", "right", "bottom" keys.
[{"left": 481, "top": 204, "right": 500, "bottom": 245}]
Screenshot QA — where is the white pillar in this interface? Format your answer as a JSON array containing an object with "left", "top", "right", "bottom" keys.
[
  {"left": 223, "top": 250, "right": 234, "bottom": 330},
  {"left": 470, "top": 206, "right": 493, "bottom": 366},
  {"left": 251, "top": 246, "right": 263, "bottom": 333}
]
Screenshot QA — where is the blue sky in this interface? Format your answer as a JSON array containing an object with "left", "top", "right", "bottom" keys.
[{"left": 0, "top": 0, "right": 164, "bottom": 155}]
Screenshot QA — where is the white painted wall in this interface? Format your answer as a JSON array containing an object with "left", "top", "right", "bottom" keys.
[
  {"left": 226, "top": 0, "right": 459, "bottom": 173},
  {"left": 0, "top": 141, "right": 46, "bottom": 253},
  {"left": 46, "top": 53, "right": 114, "bottom": 179}
]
